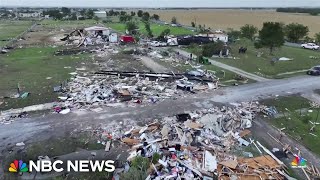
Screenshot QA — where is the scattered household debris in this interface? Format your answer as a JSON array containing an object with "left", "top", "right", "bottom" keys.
[
  {"left": 278, "top": 57, "right": 293, "bottom": 61},
  {"left": 56, "top": 67, "right": 218, "bottom": 110},
  {"left": 90, "top": 104, "right": 295, "bottom": 180}
]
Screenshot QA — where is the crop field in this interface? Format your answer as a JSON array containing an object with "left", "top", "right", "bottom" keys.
[{"left": 149, "top": 9, "right": 320, "bottom": 36}]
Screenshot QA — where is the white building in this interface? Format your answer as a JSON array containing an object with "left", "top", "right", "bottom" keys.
[
  {"left": 93, "top": 11, "right": 106, "bottom": 18},
  {"left": 18, "top": 12, "right": 41, "bottom": 18},
  {"left": 84, "top": 26, "right": 111, "bottom": 36},
  {"left": 199, "top": 32, "right": 229, "bottom": 43}
]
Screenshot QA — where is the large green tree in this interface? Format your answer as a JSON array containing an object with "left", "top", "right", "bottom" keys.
[
  {"left": 202, "top": 41, "right": 225, "bottom": 57},
  {"left": 152, "top": 14, "right": 160, "bottom": 20},
  {"left": 126, "top": 21, "right": 138, "bottom": 35},
  {"left": 227, "top": 28, "right": 241, "bottom": 41},
  {"left": 137, "top": 10, "right": 143, "bottom": 17},
  {"left": 142, "top": 12, "right": 150, "bottom": 21},
  {"left": 171, "top": 17, "right": 177, "bottom": 24},
  {"left": 240, "top": 24, "right": 258, "bottom": 40},
  {"left": 61, "top": 7, "right": 71, "bottom": 16},
  {"left": 157, "top": 29, "right": 170, "bottom": 41},
  {"left": 285, "top": 23, "right": 309, "bottom": 43},
  {"left": 143, "top": 21, "right": 153, "bottom": 37},
  {"left": 257, "top": 22, "right": 285, "bottom": 55},
  {"left": 315, "top": 32, "right": 320, "bottom": 44}
]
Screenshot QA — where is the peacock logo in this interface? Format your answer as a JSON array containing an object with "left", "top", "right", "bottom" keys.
[
  {"left": 9, "top": 160, "right": 29, "bottom": 173},
  {"left": 291, "top": 155, "right": 307, "bottom": 168}
]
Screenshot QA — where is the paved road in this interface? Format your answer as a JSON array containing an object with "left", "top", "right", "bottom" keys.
[
  {"left": 1, "top": 75, "right": 319, "bottom": 149},
  {"left": 174, "top": 48, "right": 270, "bottom": 82},
  {"left": 1, "top": 75, "right": 320, "bottom": 179}
]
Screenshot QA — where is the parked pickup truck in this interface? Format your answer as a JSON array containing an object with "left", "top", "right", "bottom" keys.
[{"left": 301, "top": 43, "right": 320, "bottom": 50}]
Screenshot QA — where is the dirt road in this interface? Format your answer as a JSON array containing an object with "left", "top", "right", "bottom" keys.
[
  {"left": 136, "top": 55, "right": 170, "bottom": 73},
  {"left": 174, "top": 48, "right": 270, "bottom": 82}
]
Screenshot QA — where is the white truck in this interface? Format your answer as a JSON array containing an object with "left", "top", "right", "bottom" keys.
[{"left": 301, "top": 43, "right": 320, "bottom": 50}]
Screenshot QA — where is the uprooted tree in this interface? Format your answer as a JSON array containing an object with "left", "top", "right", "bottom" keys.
[
  {"left": 240, "top": 24, "right": 258, "bottom": 40},
  {"left": 284, "top": 23, "right": 309, "bottom": 43},
  {"left": 255, "top": 22, "right": 285, "bottom": 55}
]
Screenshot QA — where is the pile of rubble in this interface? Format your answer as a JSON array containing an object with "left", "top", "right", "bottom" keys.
[
  {"left": 56, "top": 70, "right": 218, "bottom": 110},
  {"left": 94, "top": 103, "right": 294, "bottom": 180}
]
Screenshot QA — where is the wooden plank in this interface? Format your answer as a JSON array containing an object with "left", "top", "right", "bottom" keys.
[
  {"left": 104, "top": 141, "right": 111, "bottom": 152},
  {"left": 219, "top": 160, "right": 238, "bottom": 169},
  {"left": 302, "top": 168, "right": 311, "bottom": 180}
]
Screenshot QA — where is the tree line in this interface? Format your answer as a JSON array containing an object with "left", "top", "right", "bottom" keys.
[
  {"left": 43, "top": 8, "right": 96, "bottom": 20},
  {"left": 228, "top": 22, "right": 320, "bottom": 44},
  {"left": 276, "top": 8, "right": 320, "bottom": 16}
]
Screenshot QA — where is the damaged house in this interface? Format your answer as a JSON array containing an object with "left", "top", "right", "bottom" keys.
[{"left": 60, "top": 26, "right": 118, "bottom": 46}]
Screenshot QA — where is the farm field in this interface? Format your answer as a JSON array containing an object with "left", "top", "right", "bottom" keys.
[{"left": 149, "top": 9, "right": 320, "bottom": 36}]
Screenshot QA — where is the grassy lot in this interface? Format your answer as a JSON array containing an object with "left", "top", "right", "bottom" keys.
[
  {"left": 186, "top": 39, "right": 320, "bottom": 78},
  {"left": 218, "top": 39, "right": 320, "bottom": 78},
  {"left": 261, "top": 95, "right": 320, "bottom": 155},
  {"left": 40, "top": 19, "right": 97, "bottom": 30},
  {"left": 0, "top": 20, "right": 32, "bottom": 46},
  {"left": 261, "top": 95, "right": 311, "bottom": 112},
  {"left": 0, "top": 46, "right": 91, "bottom": 110},
  {"left": 105, "top": 22, "right": 195, "bottom": 36}
]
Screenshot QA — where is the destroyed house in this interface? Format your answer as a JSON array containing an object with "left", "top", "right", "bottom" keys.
[
  {"left": 84, "top": 26, "right": 111, "bottom": 37},
  {"left": 177, "top": 35, "right": 211, "bottom": 45},
  {"left": 199, "top": 32, "right": 229, "bottom": 43}
]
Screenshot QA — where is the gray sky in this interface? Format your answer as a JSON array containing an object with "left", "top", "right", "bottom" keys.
[{"left": 1, "top": 0, "right": 320, "bottom": 7}]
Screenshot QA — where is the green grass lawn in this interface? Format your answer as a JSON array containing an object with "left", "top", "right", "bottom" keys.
[
  {"left": 105, "top": 22, "right": 195, "bottom": 36},
  {"left": 185, "top": 39, "right": 320, "bottom": 78},
  {"left": 0, "top": 46, "right": 91, "bottom": 110},
  {"left": 218, "top": 39, "right": 320, "bottom": 78},
  {"left": 41, "top": 19, "right": 97, "bottom": 30},
  {"left": 261, "top": 95, "right": 320, "bottom": 155},
  {"left": 270, "top": 111, "right": 320, "bottom": 156},
  {"left": 261, "top": 95, "right": 311, "bottom": 112},
  {"left": 0, "top": 20, "right": 33, "bottom": 46}
]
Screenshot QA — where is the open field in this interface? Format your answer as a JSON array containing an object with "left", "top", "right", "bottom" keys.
[
  {"left": 0, "top": 47, "right": 91, "bottom": 110},
  {"left": 105, "top": 22, "right": 195, "bottom": 36},
  {"left": 41, "top": 19, "right": 97, "bottom": 30},
  {"left": 0, "top": 20, "right": 32, "bottom": 46},
  {"left": 149, "top": 9, "right": 320, "bottom": 36},
  {"left": 186, "top": 39, "right": 320, "bottom": 78}
]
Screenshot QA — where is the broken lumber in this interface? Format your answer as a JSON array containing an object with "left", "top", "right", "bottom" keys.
[{"left": 256, "top": 141, "right": 286, "bottom": 167}]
